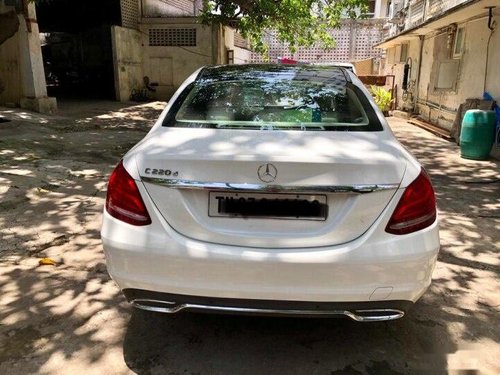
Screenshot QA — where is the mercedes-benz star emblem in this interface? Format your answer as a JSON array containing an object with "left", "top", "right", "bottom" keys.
[{"left": 257, "top": 163, "right": 278, "bottom": 183}]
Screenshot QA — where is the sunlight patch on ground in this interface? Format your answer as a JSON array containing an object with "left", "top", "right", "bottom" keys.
[
  {"left": 0, "top": 168, "right": 33, "bottom": 176},
  {"left": 67, "top": 169, "right": 102, "bottom": 177}
]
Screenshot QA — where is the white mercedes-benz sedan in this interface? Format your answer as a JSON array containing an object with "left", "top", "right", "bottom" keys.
[{"left": 101, "top": 64, "right": 439, "bottom": 322}]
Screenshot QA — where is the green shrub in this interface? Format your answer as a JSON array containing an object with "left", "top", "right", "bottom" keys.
[{"left": 370, "top": 86, "right": 393, "bottom": 112}]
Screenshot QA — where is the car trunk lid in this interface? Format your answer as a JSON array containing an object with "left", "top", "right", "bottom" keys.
[{"left": 132, "top": 128, "right": 405, "bottom": 248}]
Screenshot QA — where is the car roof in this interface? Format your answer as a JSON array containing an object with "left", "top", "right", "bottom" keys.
[
  {"left": 310, "top": 62, "right": 354, "bottom": 67},
  {"left": 197, "top": 64, "right": 350, "bottom": 84},
  {"left": 310, "top": 63, "right": 357, "bottom": 74}
]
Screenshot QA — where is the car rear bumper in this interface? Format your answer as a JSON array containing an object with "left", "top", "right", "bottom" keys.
[
  {"left": 123, "top": 289, "right": 413, "bottom": 322},
  {"left": 101, "top": 208, "right": 440, "bottom": 311}
]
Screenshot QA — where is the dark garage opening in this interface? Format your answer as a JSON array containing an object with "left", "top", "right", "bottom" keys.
[{"left": 36, "top": 0, "right": 122, "bottom": 100}]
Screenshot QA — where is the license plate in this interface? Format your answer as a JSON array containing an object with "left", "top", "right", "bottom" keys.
[{"left": 208, "top": 192, "right": 328, "bottom": 220}]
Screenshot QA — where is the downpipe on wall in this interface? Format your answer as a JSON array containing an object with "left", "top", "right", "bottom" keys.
[
  {"left": 413, "top": 35, "right": 425, "bottom": 114},
  {"left": 484, "top": 7, "right": 497, "bottom": 93}
]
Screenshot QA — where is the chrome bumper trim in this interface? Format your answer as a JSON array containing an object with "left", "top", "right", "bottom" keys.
[
  {"left": 141, "top": 177, "right": 398, "bottom": 194},
  {"left": 131, "top": 298, "right": 405, "bottom": 322}
]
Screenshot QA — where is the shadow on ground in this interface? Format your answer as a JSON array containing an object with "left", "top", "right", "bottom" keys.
[
  {"left": 0, "top": 101, "right": 163, "bottom": 373},
  {"left": 123, "top": 308, "right": 450, "bottom": 375}
]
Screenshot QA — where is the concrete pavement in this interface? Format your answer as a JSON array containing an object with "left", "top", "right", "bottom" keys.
[{"left": 0, "top": 102, "right": 498, "bottom": 374}]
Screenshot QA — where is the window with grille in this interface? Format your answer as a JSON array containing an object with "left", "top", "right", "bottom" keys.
[
  {"left": 149, "top": 28, "right": 197, "bottom": 47},
  {"left": 121, "top": 0, "right": 139, "bottom": 30}
]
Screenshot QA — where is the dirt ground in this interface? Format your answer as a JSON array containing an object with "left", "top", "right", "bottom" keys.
[{"left": 0, "top": 101, "right": 499, "bottom": 375}]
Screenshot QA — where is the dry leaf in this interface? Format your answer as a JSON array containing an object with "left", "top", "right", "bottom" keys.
[{"left": 39, "top": 258, "right": 56, "bottom": 266}]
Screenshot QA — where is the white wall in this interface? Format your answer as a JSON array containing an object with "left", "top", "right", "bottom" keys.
[
  {"left": 223, "top": 26, "right": 252, "bottom": 64},
  {"left": 382, "top": 38, "right": 420, "bottom": 110},
  {"left": 459, "top": 16, "right": 500, "bottom": 100},
  {"left": 112, "top": 26, "right": 144, "bottom": 102},
  {"left": 233, "top": 46, "right": 252, "bottom": 64},
  {"left": 140, "top": 18, "right": 215, "bottom": 100},
  {"left": 0, "top": 14, "right": 22, "bottom": 105},
  {"left": 139, "top": 19, "right": 254, "bottom": 101}
]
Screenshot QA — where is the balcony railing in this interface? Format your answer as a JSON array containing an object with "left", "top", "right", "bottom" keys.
[
  {"left": 384, "top": 0, "right": 470, "bottom": 39},
  {"left": 427, "top": 0, "right": 469, "bottom": 18}
]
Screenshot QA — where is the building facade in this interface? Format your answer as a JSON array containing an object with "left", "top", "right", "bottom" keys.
[
  {"left": 377, "top": 0, "right": 499, "bottom": 135},
  {"left": 0, "top": 0, "right": 252, "bottom": 109},
  {"left": 114, "top": 0, "right": 252, "bottom": 101},
  {"left": 0, "top": 0, "right": 57, "bottom": 113}
]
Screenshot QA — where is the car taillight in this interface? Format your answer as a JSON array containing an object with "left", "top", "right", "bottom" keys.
[
  {"left": 105, "top": 161, "right": 152, "bottom": 226},
  {"left": 386, "top": 168, "right": 436, "bottom": 235}
]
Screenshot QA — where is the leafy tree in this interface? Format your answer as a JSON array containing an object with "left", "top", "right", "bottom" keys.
[
  {"left": 1, "top": 0, "right": 368, "bottom": 54},
  {"left": 200, "top": 0, "right": 369, "bottom": 56}
]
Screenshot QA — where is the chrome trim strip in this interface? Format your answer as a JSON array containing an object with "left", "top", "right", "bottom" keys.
[
  {"left": 131, "top": 299, "right": 405, "bottom": 322},
  {"left": 141, "top": 177, "right": 398, "bottom": 194}
]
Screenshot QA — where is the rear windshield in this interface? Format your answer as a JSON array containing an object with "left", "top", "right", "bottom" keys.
[{"left": 163, "top": 68, "right": 382, "bottom": 131}]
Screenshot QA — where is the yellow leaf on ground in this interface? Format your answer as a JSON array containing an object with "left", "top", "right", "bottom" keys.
[{"left": 39, "top": 258, "right": 56, "bottom": 266}]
